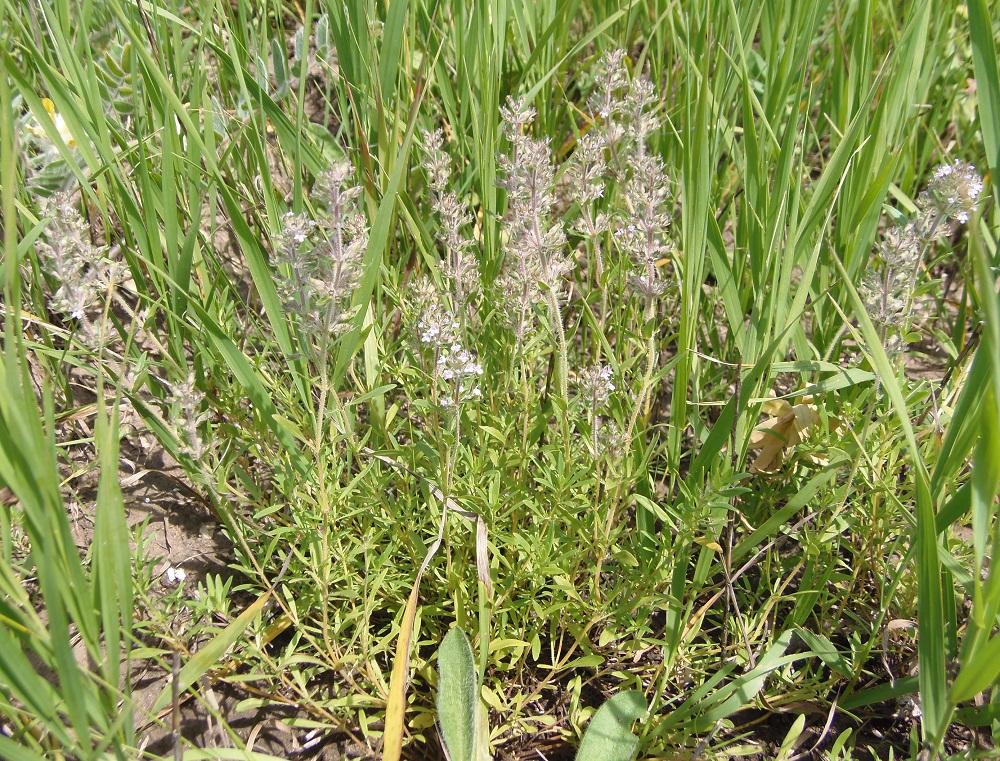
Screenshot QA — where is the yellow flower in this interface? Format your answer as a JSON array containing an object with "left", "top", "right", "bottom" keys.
[{"left": 29, "top": 98, "right": 76, "bottom": 148}]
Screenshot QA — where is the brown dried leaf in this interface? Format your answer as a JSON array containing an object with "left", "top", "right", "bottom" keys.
[{"left": 749, "top": 400, "right": 822, "bottom": 473}]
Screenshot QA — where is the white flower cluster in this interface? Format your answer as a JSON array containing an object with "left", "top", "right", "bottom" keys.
[
  {"left": 419, "top": 302, "right": 461, "bottom": 347},
  {"left": 862, "top": 159, "right": 983, "bottom": 359},
  {"left": 924, "top": 160, "right": 983, "bottom": 224},
  {"left": 578, "top": 364, "right": 615, "bottom": 410},
  {"left": 437, "top": 343, "right": 484, "bottom": 407},
  {"left": 35, "top": 192, "right": 119, "bottom": 346},
  {"left": 272, "top": 162, "right": 367, "bottom": 338}
]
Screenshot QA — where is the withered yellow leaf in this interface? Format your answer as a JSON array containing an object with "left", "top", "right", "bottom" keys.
[
  {"left": 695, "top": 536, "right": 724, "bottom": 553},
  {"left": 749, "top": 400, "right": 821, "bottom": 473}
]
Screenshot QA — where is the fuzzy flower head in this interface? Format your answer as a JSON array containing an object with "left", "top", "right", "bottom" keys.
[
  {"left": 421, "top": 129, "right": 452, "bottom": 194},
  {"left": 577, "top": 364, "right": 615, "bottom": 410},
  {"left": 272, "top": 162, "right": 367, "bottom": 336},
  {"left": 273, "top": 211, "right": 319, "bottom": 316},
  {"left": 437, "top": 343, "right": 484, "bottom": 407},
  {"left": 36, "top": 194, "right": 107, "bottom": 279},
  {"left": 923, "top": 161, "right": 983, "bottom": 224},
  {"left": 495, "top": 260, "right": 543, "bottom": 341},
  {"left": 604, "top": 64, "right": 673, "bottom": 295},
  {"left": 625, "top": 76, "right": 660, "bottom": 145},
  {"left": 35, "top": 192, "right": 119, "bottom": 345},
  {"left": 499, "top": 96, "right": 536, "bottom": 142},
  {"left": 860, "top": 219, "right": 928, "bottom": 359},
  {"left": 317, "top": 162, "right": 369, "bottom": 268},
  {"left": 859, "top": 267, "right": 908, "bottom": 330},
  {"left": 628, "top": 270, "right": 668, "bottom": 300},
  {"left": 876, "top": 223, "right": 922, "bottom": 271},
  {"left": 596, "top": 418, "right": 629, "bottom": 460},
  {"left": 588, "top": 50, "right": 629, "bottom": 122},
  {"left": 568, "top": 131, "right": 608, "bottom": 208},
  {"left": 421, "top": 130, "right": 479, "bottom": 307},
  {"left": 616, "top": 220, "right": 671, "bottom": 288},
  {"left": 498, "top": 96, "right": 571, "bottom": 301},
  {"left": 168, "top": 373, "right": 210, "bottom": 460},
  {"left": 622, "top": 154, "right": 673, "bottom": 264}
]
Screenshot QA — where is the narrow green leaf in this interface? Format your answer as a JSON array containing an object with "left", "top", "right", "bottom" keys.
[
  {"left": 180, "top": 750, "right": 287, "bottom": 761},
  {"left": 931, "top": 349, "right": 989, "bottom": 504},
  {"left": 0, "top": 736, "right": 48, "bottom": 761},
  {"left": 93, "top": 401, "right": 133, "bottom": 728},
  {"left": 828, "top": 254, "right": 945, "bottom": 741},
  {"left": 968, "top": 0, "right": 1000, "bottom": 211},
  {"left": 377, "top": 0, "right": 408, "bottom": 104},
  {"left": 755, "top": 367, "right": 875, "bottom": 401},
  {"left": 520, "top": 12, "right": 626, "bottom": 106},
  {"left": 333, "top": 80, "right": 425, "bottom": 384},
  {"left": 840, "top": 676, "right": 919, "bottom": 710},
  {"left": 699, "top": 630, "right": 798, "bottom": 724},
  {"left": 670, "top": 17, "right": 713, "bottom": 467},
  {"left": 0, "top": 623, "right": 72, "bottom": 748},
  {"left": 955, "top": 701, "right": 1000, "bottom": 726},
  {"left": 795, "top": 628, "right": 850, "bottom": 677},
  {"left": 187, "top": 301, "right": 308, "bottom": 475},
  {"left": 793, "top": 70, "right": 881, "bottom": 252},
  {"left": 951, "top": 635, "right": 1000, "bottom": 703}
]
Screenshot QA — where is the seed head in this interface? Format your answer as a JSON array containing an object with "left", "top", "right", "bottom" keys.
[
  {"left": 497, "top": 97, "right": 571, "bottom": 315},
  {"left": 876, "top": 223, "right": 922, "bottom": 271},
  {"left": 628, "top": 270, "right": 668, "bottom": 300},
  {"left": 500, "top": 96, "right": 536, "bottom": 141},
  {"left": 595, "top": 418, "right": 629, "bottom": 461},
  {"left": 625, "top": 76, "right": 660, "bottom": 145},
  {"left": 568, "top": 131, "right": 608, "bottom": 208},
  {"left": 421, "top": 129, "right": 452, "bottom": 194},
  {"left": 422, "top": 129, "right": 480, "bottom": 309},
  {"left": 621, "top": 154, "right": 672, "bottom": 266}
]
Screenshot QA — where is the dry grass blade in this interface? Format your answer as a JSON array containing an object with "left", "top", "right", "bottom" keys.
[{"left": 383, "top": 494, "right": 451, "bottom": 761}]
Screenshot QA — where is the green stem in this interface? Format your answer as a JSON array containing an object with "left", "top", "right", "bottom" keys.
[
  {"left": 546, "top": 289, "right": 571, "bottom": 457},
  {"left": 626, "top": 292, "right": 658, "bottom": 443}
]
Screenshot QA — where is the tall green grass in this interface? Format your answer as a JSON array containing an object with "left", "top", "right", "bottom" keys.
[{"left": 1, "top": 0, "right": 998, "bottom": 758}]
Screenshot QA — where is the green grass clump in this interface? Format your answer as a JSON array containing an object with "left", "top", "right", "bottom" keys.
[{"left": 1, "top": 0, "right": 999, "bottom": 759}]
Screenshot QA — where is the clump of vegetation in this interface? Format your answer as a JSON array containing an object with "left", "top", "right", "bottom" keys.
[{"left": 1, "top": 1, "right": 999, "bottom": 760}]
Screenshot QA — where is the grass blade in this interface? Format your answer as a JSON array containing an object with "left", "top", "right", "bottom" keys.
[{"left": 968, "top": 0, "right": 1000, "bottom": 211}]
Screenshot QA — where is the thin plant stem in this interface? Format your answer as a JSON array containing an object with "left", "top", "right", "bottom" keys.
[{"left": 626, "top": 287, "right": 658, "bottom": 442}]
